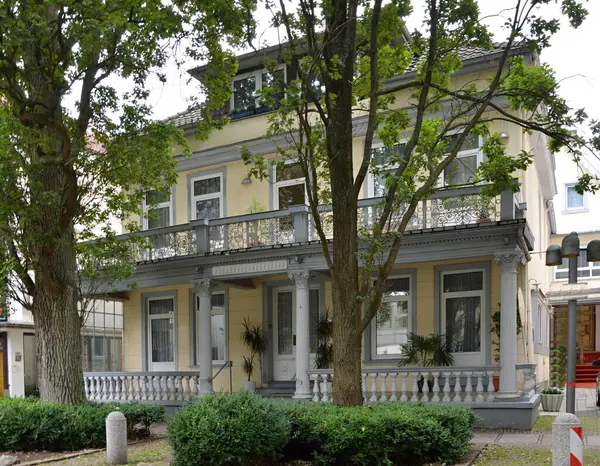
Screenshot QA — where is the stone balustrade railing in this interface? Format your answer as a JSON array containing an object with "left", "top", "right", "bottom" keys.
[
  {"left": 308, "top": 367, "right": 501, "bottom": 404},
  {"left": 84, "top": 372, "right": 201, "bottom": 405}
]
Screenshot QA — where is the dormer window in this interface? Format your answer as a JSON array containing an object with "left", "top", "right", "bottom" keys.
[{"left": 230, "top": 66, "right": 285, "bottom": 119}]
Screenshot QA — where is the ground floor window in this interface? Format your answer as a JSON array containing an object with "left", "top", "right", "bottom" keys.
[
  {"left": 82, "top": 300, "right": 123, "bottom": 372},
  {"left": 194, "top": 291, "right": 228, "bottom": 365},
  {"left": 441, "top": 270, "right": 483, "bottom": 353},
  {"left": 371, "top": 276, "right": 412, "bottom": 358}
]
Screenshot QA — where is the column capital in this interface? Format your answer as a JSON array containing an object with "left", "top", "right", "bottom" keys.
[
  {"left": 192, "top": 279, "right": 212, "bottom": 296},
  {"left": 289, "top": 270, "right": 311, "bottom": 288},
  {"left": 494, "top": 250, "right": 526, "bottom": 270}
]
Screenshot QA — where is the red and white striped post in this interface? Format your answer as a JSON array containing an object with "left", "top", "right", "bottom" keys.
[
  {"left": 570, "top": 425, "right": 583, "bottom": 466},
  {"left": 553, "top": 412, "right": 582, "bottom": 465}
]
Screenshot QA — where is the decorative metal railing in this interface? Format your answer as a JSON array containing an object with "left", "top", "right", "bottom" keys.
[{"left": 100, "top": 183, "right": 519, "bottom": 263}]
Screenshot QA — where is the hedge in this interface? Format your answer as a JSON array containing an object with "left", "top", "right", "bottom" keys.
[
  {"left": 167, "top": 392, "right": 477, "bottom": 466},
  {"left": 168, "top": 390, "right": 290, "bottom": 466},
  {"left": 0, "top": 398, "right": 164, "bottom": 451}
]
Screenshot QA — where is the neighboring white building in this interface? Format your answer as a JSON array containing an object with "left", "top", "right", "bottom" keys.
[
  {"left": 0, "top": 298, "right": 36, "bottom": 397},
  {"left": 548, "top": 153, "right": 600, "bottom": 377}
]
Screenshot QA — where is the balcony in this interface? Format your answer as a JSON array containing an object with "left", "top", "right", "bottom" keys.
[{"left": 111, "top": 184, "right": 523, "bottom": 264}]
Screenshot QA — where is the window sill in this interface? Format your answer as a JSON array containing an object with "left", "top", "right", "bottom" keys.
[{"left": 563, "top": 208, "right": 588, "bottom": 215}]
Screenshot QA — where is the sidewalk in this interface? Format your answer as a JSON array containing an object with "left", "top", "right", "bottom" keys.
[{"left": 472, "top": 431, "right": 600, "bottom": 448}]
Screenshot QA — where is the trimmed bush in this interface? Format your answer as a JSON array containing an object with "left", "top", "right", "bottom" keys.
[
  {"left": 167, "top": 390, "right": 291, "bottom": 466},
  {"left": 0, "top": 397, "right": 164, "bottom": 451},
  {"left": 281, "top": 401, "right": 477, "bottom": 465}
]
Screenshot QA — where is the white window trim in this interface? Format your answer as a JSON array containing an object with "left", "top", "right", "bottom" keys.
[
  {"left": 190, "top": 173, "right": 224, "bottom": 220},
  {"left": 230, "top": 65, "right": 287, "bottom": 112},
  {"left": 272, "top": 160, "right": 307, "bottom": 210},
  {"left": 147, "top": 295, "right": 176, "bottom": 367},
  {"left": 439, "top": 134, "right": 484, "bottom": 187},
  {"left": 195, "top": 291, "right": 228, "bottom": 365},
  {"left": 441, "top": 268, "right": 485, "bottom": 356},
  {"left": 554, "top": 245, "right": 600, "bottom": 281},
  {"left": 370, "top": 275, "right": 412, "bottom": 360},
  {"left": 366, "top": 140, "right": 407, "bottom": 198},
  {"left": 142, "top": 189, "right": 174, "bottom": 230},
  {"left": 564, "top": 182, "right": 588, "bottom": 214}
]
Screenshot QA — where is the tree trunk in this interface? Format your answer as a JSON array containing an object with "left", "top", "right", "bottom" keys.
[{"left": 33, "top": 243, "right": 85, "bottom": 404}]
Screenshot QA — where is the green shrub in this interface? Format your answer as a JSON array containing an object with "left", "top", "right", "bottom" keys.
[
  {"left": 0, "top": 397, "right": 164, "bottom": 451},
  {"left": 168, "top": 390, "right": 290, "bottom": 466},
  {"left": 281, "top": 401, "right": 477, "bottom": 465}
]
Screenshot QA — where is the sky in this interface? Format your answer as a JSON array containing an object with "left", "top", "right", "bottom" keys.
[{"left": 141, "top": 0, "right": 600, "bottom": 171}]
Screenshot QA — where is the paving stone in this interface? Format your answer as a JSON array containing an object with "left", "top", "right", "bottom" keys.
[
  {"left": 471, "top": 432, "right": 499, "bottom": 445},
  {"left": 585, "top": 435, "right": 600, "bottom": 447},
  {"left": 540, "top": 434, "right": 553, "bottom": 446},
  {"left": 496, "top": 433, "right": 541, "bottom": 446}
]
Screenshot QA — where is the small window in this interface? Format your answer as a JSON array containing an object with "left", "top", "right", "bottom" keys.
[
  {"left": 442, "top": 133, "right": 481, "bottom": 186},
  {"left": 191, "top": 174, "right": 223, "bottom": 220},
  {"left": 274, "top": 162, "right": 306, "bottom": 209},
  {"left": 230, "top": 66, "right": 286, "bottom": 118},
  {"left": 370, "top": 144, "right": 406, "bottom": 197},
  {"left": 143, "top": 189, "right": 172, "bottom": 230},
  {"left": 566, "top": 185, "right": 585, "bottom": 211},
  {"left": 555, "top": 248, "right": 600, "bottom": 280}
]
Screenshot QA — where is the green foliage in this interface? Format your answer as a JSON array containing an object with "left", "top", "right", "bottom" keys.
[
  {"left": 240, "top": 317, "right": 266, "bottom": 380},
  {"left": 281, "top": 401, "right": 477, "bottom": 465},
  {"left": 398, "top": 333, "right": 454, "bottom": 368},
  {"left": 541, "top": 386, "right": 564, "bottom": 395},
  {"left": 167, "top": 391, "right": 290, "bottom": 466},
  {"left": 551, "top": 345, "right": 568, "bottom": 387},
  {"left": 0, "top": 398, "right": 164, "bottom": 451},
  {"left": 314, "top": 310, "right": 333, "bottom": 369}
]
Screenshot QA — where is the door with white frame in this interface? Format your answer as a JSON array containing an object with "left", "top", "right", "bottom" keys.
[
  {"left": 272, "top": 287, "right": 320, "bottom": 381},
  {"left": 147, "top": 297, "right": 176, "bottom": 372},
  {"left": 440, "top": 269, "right": 486, "bottom": 366}
]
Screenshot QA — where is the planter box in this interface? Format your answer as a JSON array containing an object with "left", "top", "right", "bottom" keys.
[{"left": 541, "top": 393, "right": 564, "bottom": 411}]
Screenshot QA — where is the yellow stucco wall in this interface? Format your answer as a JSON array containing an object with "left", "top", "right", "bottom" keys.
[{"left": 123, "top": 258, "right": 506, "bottom": 388}]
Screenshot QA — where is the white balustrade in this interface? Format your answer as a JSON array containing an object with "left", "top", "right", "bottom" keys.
[
  {"left": 83, "top": 372, "right": 203, "bottom": 405},
  {"left": 307, "top": 367, "right": 501, "bottom": 404}
]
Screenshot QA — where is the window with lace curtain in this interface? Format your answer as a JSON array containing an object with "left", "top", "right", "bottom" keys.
[{"left": 193, "top": 291, "right": 228, "bottom": 365}]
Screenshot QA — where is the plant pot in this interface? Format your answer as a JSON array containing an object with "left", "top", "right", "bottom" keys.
[
  {"left": 541, "top": 393, "right": 564, "bottom": 412},
  {"left": 243, "top": 381, "right": 256, "bottom": 392},
  {"left": 476, "top": 217, "right": 493, "bottom": 224},
  {"left": 493, "top": 376, "right": 500, "bottom": 392}
]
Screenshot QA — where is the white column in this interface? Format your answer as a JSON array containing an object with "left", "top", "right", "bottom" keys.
[
  {"left": 194, "top": 279, "right": 214, "bottom": 395},
  {"left": 7, "top": 329, "right": 25, "bottom": 397},
  {"left": 290, "top": 271, "right": 312, "bottom": 399},
  {"left": 494, "top": 250, "right": 525, "bottom": 399}
]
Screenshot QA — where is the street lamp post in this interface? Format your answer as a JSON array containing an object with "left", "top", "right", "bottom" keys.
[{"left": 546, "top": 233, "right": 600, "bottom": 414}]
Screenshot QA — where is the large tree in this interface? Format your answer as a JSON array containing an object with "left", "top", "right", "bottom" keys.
[
  {"left": 195, "top": 0, "right": 599, "bottom": 405},
  {"left": 0, "top": 0, "right": 254, "bottom": 403}
]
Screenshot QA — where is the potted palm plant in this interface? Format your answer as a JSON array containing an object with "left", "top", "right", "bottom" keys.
[
  {"left": 540, "top": 386, "right": 564, "bottom": 411},
  {"left": 398, "top": 333, "right": 454, "bottom": 392},
  {"left": 240, "top": 317, "right": 267, "bottom": 391}
]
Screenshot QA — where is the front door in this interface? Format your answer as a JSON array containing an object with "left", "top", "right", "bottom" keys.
[
  {"left": 147, "top": 297, "right": 176, "bottom": 372},
  {"left": 273, "top": 289, "right": 295, "bottom": 381},
  {"left": 441, "top": 269, "right": 486, "bottom": 366}
]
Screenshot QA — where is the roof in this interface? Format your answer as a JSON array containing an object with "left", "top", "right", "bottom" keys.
[{"left": 165, "top": 42, "right": 529, "bottom": 130}]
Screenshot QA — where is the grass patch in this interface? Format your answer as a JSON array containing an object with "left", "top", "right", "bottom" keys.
[
  {"left": 474, "top": 445, "right": 600, "bottom": 466},
  {"left": 50, "top": 439, "right": 170, "bottom": 465},
  {"left": 534, "top": 415, "right": 600, "bottom": 434}
]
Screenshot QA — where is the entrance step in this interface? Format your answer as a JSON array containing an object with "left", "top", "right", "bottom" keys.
[{"left": 576, "top": 364, "right": 600, "bottom": 383}]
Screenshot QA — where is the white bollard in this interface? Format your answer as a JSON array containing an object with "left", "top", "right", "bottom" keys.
[
  {"left": 106, "top": 411, "right": 128, "bottom": 465},
  {"left": 552, "top": 412, "right": 582, "bottom": 466}
]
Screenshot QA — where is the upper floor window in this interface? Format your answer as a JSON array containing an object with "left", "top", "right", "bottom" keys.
[
  {"left": 368, "top": 143, "right": 406, "bottom": 197},
  {"left": 555, "top": 248, "right": 600, "bottom": 280},
  {"left": 192, "top": 174, "right": 223, "bottom": 220},
  {"left": 565, "top": 184, "right": 586, "bottom": 212},
  {"left": 443, "top": 133, "right": 481, "bottom": 186},
  {"left": 230, "top": 67, "right": 285, "bottom": 119},
  {"left": 143, "top": 189, "right": 172, "bottom": 230},
  {"left": 274, "top": 161, "right": 306, "bottom": 209}
]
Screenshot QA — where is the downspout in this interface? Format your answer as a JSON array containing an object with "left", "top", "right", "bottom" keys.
[{"left": 546, "top": 199, "right": 557, "bottom": 234}]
